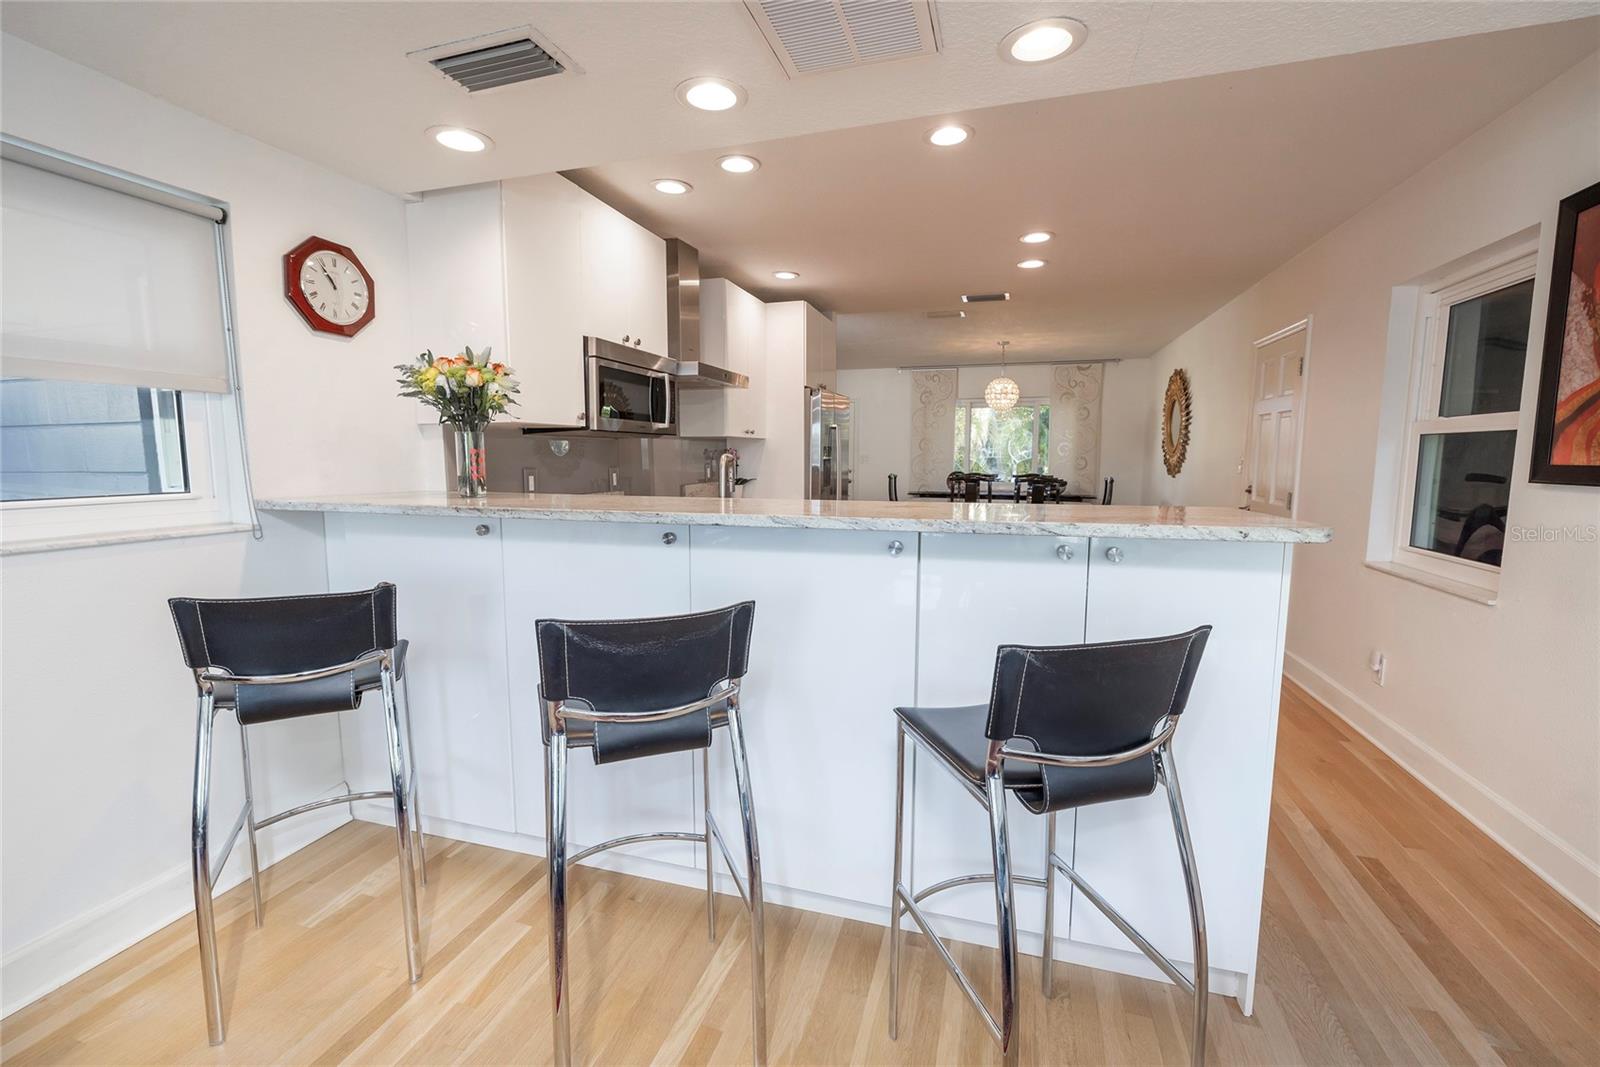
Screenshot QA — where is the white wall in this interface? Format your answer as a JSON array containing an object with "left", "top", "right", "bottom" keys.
[
  {"left": 1143, "top": 53, "right": 1600, "bottom": 916},
  {"left": 839, "top": 360, "right": 1153, "bottom": 503},
  {"left": 0, "top": 34, "right": 439, "bottom": 1012}
]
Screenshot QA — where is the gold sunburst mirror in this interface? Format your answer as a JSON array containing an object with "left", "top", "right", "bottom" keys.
[{"left": 1162, "top": 369, "right": 1192, "bottom": 476}]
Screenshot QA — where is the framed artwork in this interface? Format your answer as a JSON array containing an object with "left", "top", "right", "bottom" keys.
[{"left": 1530, "top": 180, "right": 1600, "bottom": 485}]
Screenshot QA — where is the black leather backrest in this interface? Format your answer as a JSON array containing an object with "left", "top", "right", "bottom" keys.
[
  {"left": 984, "top": 626, "right": 1211, "bottom": 750},
  {"left": 536, "top": 602, "right": 756, "bottom": 712},
  {"left": 169, "top": 585, "right": 397, "bottom": 674}
]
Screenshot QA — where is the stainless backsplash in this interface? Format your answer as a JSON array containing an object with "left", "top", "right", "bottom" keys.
[{"left": 461, "top": 428, "right": 732, "bottom": 496}]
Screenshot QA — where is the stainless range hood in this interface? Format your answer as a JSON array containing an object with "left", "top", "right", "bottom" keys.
[{"left": 666, "top": 239, "right": 748, "bottom": 389}]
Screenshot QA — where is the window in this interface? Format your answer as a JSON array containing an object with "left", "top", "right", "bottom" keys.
[
  {"left": 0, "top": 140, "right": 250, "bottom": 547},
  {"left": 1394, "top": 253, "right": 1535, "bottom": 590},
  {"left": 953, "top": 399, "right": 1050, "bottom": 479}
]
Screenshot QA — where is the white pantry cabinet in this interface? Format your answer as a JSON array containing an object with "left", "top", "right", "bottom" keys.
[
  {"left": 501, "top": 520, "right": 695, "bottom": 866},
  {"left": 1072, "top": 538, "right": 1289, "bottom": 977},
  {"left": 912, "top": 534, "right": 1089, "bottom": 934},
  {"left": 326, "top": 512, "right": 516, "bottom": 832},
  {"left": 678, "top": 278, "right": 768, "bottom": 439},
  {"left": 689, "top": 526, "right": 917, "bottom": 906},
  {"left": 406, "top": 174, "right": 668, "bottom": 430}
]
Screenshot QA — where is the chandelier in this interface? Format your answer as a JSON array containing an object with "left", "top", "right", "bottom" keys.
[{"left": 985, "top": 340, "right": 1020, "bottom": 412}]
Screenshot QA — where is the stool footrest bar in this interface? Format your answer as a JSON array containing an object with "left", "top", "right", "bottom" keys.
[
  {"left": 894, "top": 885, "right": 1003, "bottom": 1044},
  {"left": 705, "top": 811, "right": 752, "bottom": 911},
  {"left": 254, "top": 790, "right": 392, "bottom": 831},
  {"left": 209, "top": 802, "right": 250, "bottom": 886},
  {"left": 913, "top": 871, "right": 1046, "bottom": 905},
  {"left": 568, "top": 831, "right": 705, "bottom": 866},
  {"left": 1050, "top": 851, "right": 1195, "bottom": 993}
]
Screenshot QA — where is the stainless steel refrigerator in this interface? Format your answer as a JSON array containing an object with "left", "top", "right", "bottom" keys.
[{"left": 805, "top": 388, "right": 854, "bottom": 501}]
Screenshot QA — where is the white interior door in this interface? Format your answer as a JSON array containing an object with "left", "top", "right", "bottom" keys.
[{"left": 1245, "top": 323, "right": 1308, "bottom": 517}]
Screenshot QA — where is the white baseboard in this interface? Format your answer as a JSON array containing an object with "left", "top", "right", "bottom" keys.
[
  {"left": 1, "top": 803, "right": 350, "bottom": 1019},
  {"left": 358, "top": 809, "right": 1247, "bottom": 1006},
  {"left": 1283, "top": 652, "right": 1600, "bottom": 922}
]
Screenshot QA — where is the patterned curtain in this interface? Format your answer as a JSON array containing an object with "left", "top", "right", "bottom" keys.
[
  {"left": 909, "top": 369, "right": 957, "bottom": 493},
  {"left": 1051, "top": 363, "right": 1104, "bottom": 496}
]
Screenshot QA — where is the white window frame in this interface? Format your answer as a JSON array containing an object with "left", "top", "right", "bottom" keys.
[
  {"left": 955, "top": 396, "right": 1051, "bottom": 478},
  {"left": 0, "top": 388, "right": 248, "bottom": 545},
  {"left": 1391, "top": 249, "right": 1536, "bottom": 592},
  {"left": 0, "top": 136, "right": 254, "bottom": 551}
]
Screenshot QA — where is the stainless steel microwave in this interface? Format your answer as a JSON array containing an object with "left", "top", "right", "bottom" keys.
[{"left": 584, "top": 336, "right": 676, "bottom": 435}]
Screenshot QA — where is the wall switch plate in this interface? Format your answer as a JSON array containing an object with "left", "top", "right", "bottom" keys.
[
  {"left": 522, "top": 468, "right": 537, "bottom": 492},
  {"left": 1369, "top": 650, "right": 1387, "bottom": 686}
]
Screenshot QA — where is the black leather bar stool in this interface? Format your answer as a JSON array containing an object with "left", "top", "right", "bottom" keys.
[
  {"left": 168, "top": 584, "right": 425, "bottom": 1045},
  {"left": 887, "top": 627, "right": 1213, "bottom": 1067},
  {"left": 536, "top": 602, "right": 764, "bottom": 1066}
]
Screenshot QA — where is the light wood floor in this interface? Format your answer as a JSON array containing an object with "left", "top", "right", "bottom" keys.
[{"left": 4, "top": 683, "right": 1597, "bottom": 1065}]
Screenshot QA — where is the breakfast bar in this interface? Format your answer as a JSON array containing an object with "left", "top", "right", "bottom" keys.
[{"left": 258, "top": 492, "right": 1329, "bottom": 1013}]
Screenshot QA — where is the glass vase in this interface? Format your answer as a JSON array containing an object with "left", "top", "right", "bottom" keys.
[{"left": 452, "top": 425, "right": 488, "bottom": 498}]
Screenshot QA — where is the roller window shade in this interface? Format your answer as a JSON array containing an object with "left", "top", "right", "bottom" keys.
[{"left": 1, "top": 158, "right": 230, "bottom": 393}]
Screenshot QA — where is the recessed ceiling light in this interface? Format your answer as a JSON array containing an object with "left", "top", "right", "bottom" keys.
[
  {"left": 1000, "top": 17, "right": 1088, "bottom": 64},
  {"left": 676, "top": 76, "right": 746, "bottom": 112},
  {"left": 718, "top": 154, "right": 760, "bottom": 174},
  {"left": 428, "top": 126, "right": 492, "bottom": 152},
  {"left": 927, "top": 124, "right": 972, "bottom": 147},
  {"left": 1017, "top": 258, "right": 1047, "bottom": 269},
  {"left": 652, "top": 178, "right": 693, "bottom": 195},
  {"left": 1019, "top": 231, "right": 1054, "bottom": 244},
  {"left": 772, "top": 270, "right": 799, "bottom": 280}
]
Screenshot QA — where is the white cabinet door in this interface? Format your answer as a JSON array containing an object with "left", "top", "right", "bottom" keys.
[
  {"left": 502, "top": 520, "right": 695, "bottom": 865},
  {"left": 913, "top": 534, "right": 1088, "bottom": 936},
  {"left": 727, "top": 282, "right": 768, "bottom": 439},
  {"left": 690, "top": 526, "right": 917, "bottom": 905},
  {"left": 405, "top": 184, "right": 509, "bottom": 426},
  {"left": 804, "top": 304, "right": 837, "bottom": 392},
  {"left": 580, "top": 197, "right": 667, "bottom": 356},
  {"left": 502, "top": 175, "right": 587, "bottom": 428},
  {"left": 1073, "top": 539, "right": 1288, "bottom": 975},
  {"left": 326, "top": 513, "right": 516, "bottom": 832}
]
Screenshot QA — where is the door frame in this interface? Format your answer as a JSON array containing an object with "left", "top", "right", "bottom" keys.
[{"left": 1244, "top": 317, "right": 1313, "bottom": 518}]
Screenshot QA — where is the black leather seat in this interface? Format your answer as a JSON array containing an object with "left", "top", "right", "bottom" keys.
[
  {"left": 536, "top": 602, "right": 768, "bottom": 1066},
  {"left": 168, "top": 583, "right": 425, "bottom": 1045},
  {"left": 895, "top": 703, "right": 1157, "bottom": 813},
  {"left": 888, "top": 627, "right": 1215, "bottom": 1067}
]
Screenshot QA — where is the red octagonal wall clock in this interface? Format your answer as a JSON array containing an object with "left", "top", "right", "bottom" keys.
[{"left": 285, "top": 235, "right": 376, "bottom": 337}]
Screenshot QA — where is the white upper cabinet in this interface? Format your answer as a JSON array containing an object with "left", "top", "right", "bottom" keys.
[
  {"left": 679, "top": 278, "right": 768, "bottom": 439},
  {"left": 579, "top": 195, "right": 668, "bottom": 357},
  {"left": 406, "top": 175, "right": 668, "bottom": 430},
  {"left": 804, "top": 305, "right": 837, "bottom": 392}
]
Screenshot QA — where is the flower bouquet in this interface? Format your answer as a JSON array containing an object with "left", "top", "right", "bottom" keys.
[{"left": 396, "top": 346, "right": 520, "bottom": 497}]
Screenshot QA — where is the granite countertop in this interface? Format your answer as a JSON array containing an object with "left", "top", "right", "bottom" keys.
[{"left": 259, "top": 492, "right": 1332, "bottom": 543}]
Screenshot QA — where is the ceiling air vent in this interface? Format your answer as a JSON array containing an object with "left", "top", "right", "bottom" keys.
[
  {"left": 745, "top": 0, "right": 941, "bottom": 78},
  {"left": 410, "top": 26, "right": 578, "bottom": 94},
  {"left": 961, "top": 292, "right": 1011, "bottom": 304}
]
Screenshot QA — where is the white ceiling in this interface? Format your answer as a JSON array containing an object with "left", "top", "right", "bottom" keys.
[
  {"left": 567, "top": 21, "right": 1600, "bottom": 367},
  {"left": 2, "top": 1, "right": 1595, "bottom": 196}
]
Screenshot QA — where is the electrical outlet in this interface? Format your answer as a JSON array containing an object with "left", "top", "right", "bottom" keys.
[{"left": 1368, "top": 650, "right": 1387, "bottom": 687}]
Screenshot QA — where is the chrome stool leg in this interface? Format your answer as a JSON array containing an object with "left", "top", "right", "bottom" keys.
[
  {"left": 1162, "top": 744, "right": 1209, "bottom": 1067},
  {"left": 703, "top": 746, "right": 716, "bottom": 941},
  {"left": 726, "top": 696, "right": 768, "bottom": 1065},
  {"left": 887, "top": 723, "right": 907, "bottom": 1040},
  {"left": 546, "top": 729, "right": 572, "bottom": 1067},
  {"left": 190, "top": 692, "right": 226, "bottom": 1046},
  {"left": 379, "top": 668, "right": 423, "bottom": 983},
  {"left": 985, "top": 768, "right": 1020, "bottom": 1067},
  {"left": 1042, "top": 811, "right": 1057, "bottom": 998},
  {"left": 399, "top": 671, "right": 427, "bottom": 887},
  {"left": 238, "top": 724, "right": 265, "bottom": 927}
]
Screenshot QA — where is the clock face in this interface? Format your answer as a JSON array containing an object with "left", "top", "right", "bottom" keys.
[
  {"left": 297, "top": 250, "right": 369, "bottom": 325},
  {"left": 284, "top": 236, "right": 376, "bottom": 337}
]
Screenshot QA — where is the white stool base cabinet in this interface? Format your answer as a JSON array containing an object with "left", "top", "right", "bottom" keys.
[{"left": 319, "top": 510, "right": 1302, "bottom": 1011}]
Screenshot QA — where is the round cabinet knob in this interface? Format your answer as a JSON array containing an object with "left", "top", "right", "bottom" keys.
[
  {"left": 633, "top": 338, "right": 643, "bottom": 347},
  {"left": 576, "top": 413, "right": 586, "bottom": 424},
  {"left": 474, "top": 524, "right": 491, "bottom": 537},
  {"left": 621, "top": 334, "right": 631, "bottom": 343},
  {"left": 887, "top": 539, "right": 905, "bottom": 557},
  {"left": 661, "top": 531, "right": 678, "bottom": 545},
  {"left": 1056, "top": 544, "right": 1074, "bottom": 562},
  {"left": 1105, "top": 545, "right": 1124, "bottom": 563}
]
